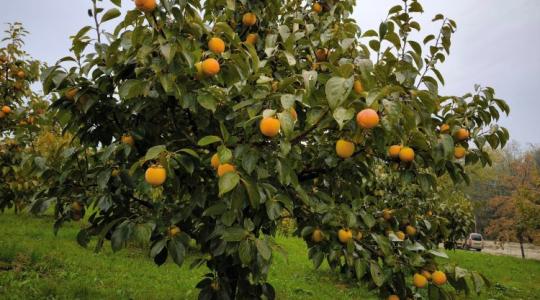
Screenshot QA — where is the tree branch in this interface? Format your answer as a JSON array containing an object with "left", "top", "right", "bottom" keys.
[{"left": 290, "top": 109, "right": 329, "bottom": 144}]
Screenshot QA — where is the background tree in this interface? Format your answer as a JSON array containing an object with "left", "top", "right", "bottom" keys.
[
  {"left": 0, "top": 23, "right": 44, "bottom": 213},
  {"left": 40, "top": 0, "right": 510, "bottom": 299},
  {"left": 484, "top": 151, "right": 540, "bottom": 257}
]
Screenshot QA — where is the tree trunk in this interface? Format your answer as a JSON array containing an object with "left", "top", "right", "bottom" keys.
[{"left": 518, "top": 234, "right": 526, "bottom": 259}]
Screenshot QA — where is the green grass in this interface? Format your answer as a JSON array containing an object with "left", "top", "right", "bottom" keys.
[
  {"left": 0, "top": 212, "right": 376, "bottom": 300},
  {"left": 1, "top": 212, "right": 539, "bottom": 300},
  {"left": 445, "top": 250, "right": 540, "bottom": 299}
]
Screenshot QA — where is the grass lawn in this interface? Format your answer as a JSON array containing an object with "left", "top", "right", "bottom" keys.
[
  {"left": 445, "top": 250, "right": 540, "bottom": 300},
  {"left": 1, "top": 212, "right": 539, "bottom": 300}
]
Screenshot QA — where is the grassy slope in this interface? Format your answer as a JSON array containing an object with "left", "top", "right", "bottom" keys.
[
  {"left": 446, "top": 250, "right": 540, "bottom": 300},
  {"left": 0, "top": 212, "right": 538, "bottom": 300},
  {"left": 0, "top": 213, "right": 376, "bottom": 300}
]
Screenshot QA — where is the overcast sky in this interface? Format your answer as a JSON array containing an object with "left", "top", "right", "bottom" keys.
[{"left": 2, "top": 1, "right": 539, "bottom": 145}]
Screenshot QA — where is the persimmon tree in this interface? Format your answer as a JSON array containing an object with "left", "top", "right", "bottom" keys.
[
  {"left": 0, "top": 23, "right": 44, "bottom": 213},
  {"left": 41, "top": 0, "right": 510, "bottom": 299}
]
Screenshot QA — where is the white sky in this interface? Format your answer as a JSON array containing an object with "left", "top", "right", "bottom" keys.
[{"left": 2, "top": 0, "right": 539, "bottom": 145}]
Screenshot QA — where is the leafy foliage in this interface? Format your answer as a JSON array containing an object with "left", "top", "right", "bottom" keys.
[
  {"left": 33, "top": 0, "right": 512, "bottom": 299},
  {"left": 0, "top": 23, "right": 48, "bottom": 213}
]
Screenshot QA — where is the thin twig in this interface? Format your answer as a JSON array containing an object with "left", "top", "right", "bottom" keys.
[
  {"left": 92, "top": 0, "right": 102, "bottom": 44},
  {"left": 416, "top": 18, "right": 448, "bottom": 89}
]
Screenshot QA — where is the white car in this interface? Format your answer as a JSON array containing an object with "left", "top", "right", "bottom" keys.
[{"left": 463, "top": 233, "right": 484, "bottom": 251}]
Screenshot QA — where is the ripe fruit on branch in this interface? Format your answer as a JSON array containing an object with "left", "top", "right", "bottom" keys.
[
  {"left": 145, "top": 164, "right": 167, "bottom": 186},
  {"left": 259, "top": 117, "right": 280, "bottom": 137},
  {"left": 396, "top": 231, "right": 406, "bottom": 240},
  {"left": 71, "top": 201, "right": 83, "bottom": 212},
  {"left": 413, "top": 273, "right": 428, "bottom": 288},
  {"left": 65, "top": 88, "right": 78, "bottom": 101},
  {"left": 335, "top": 139, "right": 355, "bottom": 159},
  {"left": 217, "top": 163, "right": 236, "bottom": 177},
  {"left": 454, "top": 128, "right": 470, "bottom": 141},
  {"left": 454, "top": 146, "right": 466, "bottom": 159},
  {"left": 388, "top": 295, "right": 399, "bottom": 300},
  {"left": 421, "top": 270, "right": 432, "bottom": 281},
  {"left": 432, "top": 271, "right": 447, "bottom": 286},
  {"left": 388, "top": 145, "right": 402, "bottom": 159},
  {"left": 211, "top": 154, "right": 220, "bottom": 169},
  {"left": 208, "top": 37, "right": 225, "bottom": 54},
  {"left": 121, "top": 134, "right": 135, "bottom": 146},
  {"left": 440, "top": 123, "right": 450, "bottom": 133},
  {"left": 1, "top": 106, "right": 11, "bottom": 114},
  {"left": 353, "top": 80, "right": 364, "bottom": 94},
  {"left": 313, "top": 3, "right": 322, "bottom": 13},
  {"left": 135, "top": 0, "right": 156, "bottom": 12},
  {"left": 16, "top": 70, "right": 25, "bottom": 79},
  {"left": 315, "top": 48, "right": 328, "bottom": 62},
  {"left": 338, "top": 228, "right": 353, "bottom": 244},
  {"left": 405, "top": 225, "right": 417, "bottom": 236},
  {"left": 399, "top": 146, "right": 415, "bottom": 162},
  {"left": 201, "top": 58, "right": 220, "bottom": 76},
  {"left": 356, "top": 108, "right": 379, "bottom": 129},
  {"left": 242, "top": 13, "right": 257, "bottom": 26},
  {"left": 382, "top": 209, "right": 392, "bottom": 221},
  {"left": 289, "top": 107, "right": 298, "bottom": 121},
  {"left": 245, "top": 33, "right": 258, "bottom": 45},
  {"left": 168, "top": 226, "right": 181, "bottom": 237},
  {"left": 312, "top": 229, "right": 323, "bottom": 242}
]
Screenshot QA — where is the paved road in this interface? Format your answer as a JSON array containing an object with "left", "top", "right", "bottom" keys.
[{"left": 471, "top": 241, "right": 540, "bottom": 260}]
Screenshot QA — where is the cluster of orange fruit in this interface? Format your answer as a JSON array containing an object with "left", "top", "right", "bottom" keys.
[
  {"left": 118, "top": 134, "right": 168, "bottom": 187},
  {"left": 441, "top": 124, "right": 470, "bottom": 159},
  {"left": 385, "top": 270, "right": 447, "bottom": 300},
  {"left": 412, "top": 270, "right": 448, "bottom": 287},
  {"left": 310, "top": 228, "right": 362, "bottom": 244},
  {"left": 335, "top": 106, "right": 378, "bottom": 159},
  {"left": 193, "top": 11, "right": 257, "bottom": 79},
  {"left": 211, "top": 153, "right": 236, "bottom": 177},
  {"left": 0, "top": 105, "right": 12, "bottom": 119}
]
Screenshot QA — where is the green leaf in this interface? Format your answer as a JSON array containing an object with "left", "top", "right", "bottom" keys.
[
  {"left": 168, "top": 238, "right": 186, "bottom": 267},
  {"left": 219, "top": 172, "right": 240, "bottom": 196},
  {"left": 97, "top": 169, "right": 111, "bottom": 190},
  {"left": 160, "top": 44, "right": 175, "bottom": 64},
  {"left": 222, "top": 227, "right": 247, "bottom": 241},
  {"left": 150, "top": 239, "right": 167, "bottom": 258},
  {"left": 119, "top": 79, "right": 147, "bottom": 99},
  {"left": 277, "top": 111, "right": 294, "bottom": 137},
  {"left": 241, "top": 178, "right": 260, "bottom": 209},
  {"left": 239, "top": 240, "right": 252, "bottom": 265},
  {"left": 203, "top": 202, "right": 227, "bottom": 217},
  {"left": 369, "top": 260, "right": 385, "bottom": 287},
  {"left": 332, "top": 107, "right": 355, "bottom": 130},
  {"left": 371, "top": 234, "right": 391, "bottom": 256},
  {"left": 354, "top": 259, "right": 367, "bottom": 280},
  {"left": 197, "top": 135, "right": 222, "bottom": 146},
  {"left": 385, "top": 32, "right": 401, "bottom": 49},
  {"left": 440, "top": 135, "right": 454, "bottom": 158},
  {"left": 362, "top": 30, "right": 378, "bottom": 37},
  {"left": 360, "top": 210, "right": 376, "bottom": 229},
  {"left": 145, "top": 145, "right": 167, "bottom": 161},
  {"left": 197, "top": 94, "right": 217, "bottom": 112},
  {"left": 255, "top": 239, "right": 272, "bottom": 260},
  {"left": 325, "top": 76, "right": 353, "bottom": 110},
  {"left": 101, "top": 8, "right": 121, "bottom": 23},
  {"left": 111, "top": 221, "right": 133, "bottom": 252}
]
